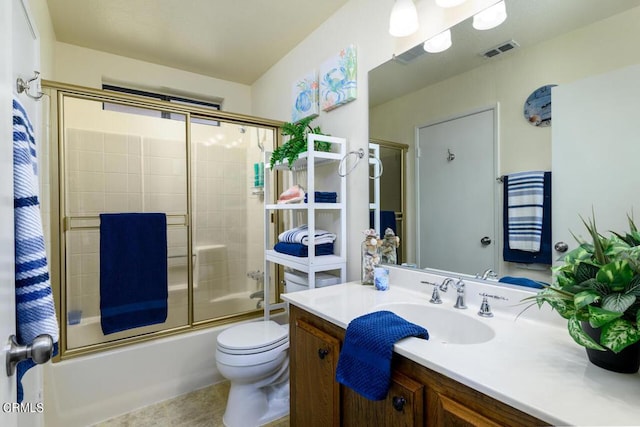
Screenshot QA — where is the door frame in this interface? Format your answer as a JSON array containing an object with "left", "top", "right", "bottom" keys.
[{"left": 414, "top": 104, "right": 501, "bottom": 275}]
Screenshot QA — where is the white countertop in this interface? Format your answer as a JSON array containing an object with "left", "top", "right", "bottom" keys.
[{"left": 281, "top": 270, "right": 640, "bottom": 427}]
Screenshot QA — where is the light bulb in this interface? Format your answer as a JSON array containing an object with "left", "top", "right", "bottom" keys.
[
  {"left": 435, "top": 0, "right": 466, "bottom": 8},
  {"left": 473, "top": 1, "right": 507, "bottom": 31},
  {"left": 423, "top": 29, "right": 452, "bottom": 53},
  {"left": 389, "top": 0, "right": 419, "bottom": 37}
]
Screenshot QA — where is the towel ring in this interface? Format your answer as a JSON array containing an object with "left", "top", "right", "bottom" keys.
[{"left": 338, "top": 148, "right": 384, "bottom": 179}]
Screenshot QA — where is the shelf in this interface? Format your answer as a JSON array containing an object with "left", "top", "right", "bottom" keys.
[
  {"left": 267, "top": 151, "right": 342, "bottom": 171},
  {"left": 266, "top": 203, "right": 344, "bottom": 210},
  {"left": 266, "top": 250, "right": 346, "bottom": 273}
]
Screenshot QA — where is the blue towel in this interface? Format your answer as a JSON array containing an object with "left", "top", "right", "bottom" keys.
[
  {"left": 499, "top": 276, "right": 547, "bottom": 289},
  {"left": 304, "top": 191, "right": 337, "bottom": 203},
  {"left": 336, "top": 311, "right": 429, "bottom": 400},
  {"left": 273, "top": 241, "right": 334, "bottom": 257},
  {"left": 100, "top": 213, "right": 168, "bottom": 335},
  {"left": 13, "top": 97, "right": 59, "bottom": 403},
  {"left": 503, "top": 172, "right": 552, "bottom": 265},
  {"left": 506, "top": 171, "right": 545, "bottom": 251},
  {"left": 369, "top": 210, "right": 397, "bottom": 235}
]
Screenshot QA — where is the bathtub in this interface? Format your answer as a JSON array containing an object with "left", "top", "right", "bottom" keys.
[{"left": 44, "top": 309, "right": 286, "bottom": 427}]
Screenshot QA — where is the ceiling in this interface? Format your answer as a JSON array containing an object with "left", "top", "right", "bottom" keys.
[
  {"left": 46, "top": 0, "right": 350, "bottom": 85},
  {"left": 369, "top": 0, "right": 640, "bottom": 107}
]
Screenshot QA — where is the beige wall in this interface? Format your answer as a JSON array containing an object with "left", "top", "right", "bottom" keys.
[
  {"left": 251, "top": 0, "right": 496, "bottom": 281},
  {"left": 370, "top": 7, "right": 640, "bottom": 280}
]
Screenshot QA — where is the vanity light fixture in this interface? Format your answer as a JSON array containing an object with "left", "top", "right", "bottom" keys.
[
  {"left": 472, "top": 0, "right": 507, "bottom": 30},
  {"left": 423, "top": 29, "right": 452, "bottom": 53},
  {"left": 435, "top": 0, "right": 467, "bottom": 8},
  {"left": 389, "top": 0, "right": 419, "bottom": 37}
]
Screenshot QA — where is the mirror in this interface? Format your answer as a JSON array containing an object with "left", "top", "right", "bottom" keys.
[{"left": 368, "top": 0, "right": 640, "bottom": 280}]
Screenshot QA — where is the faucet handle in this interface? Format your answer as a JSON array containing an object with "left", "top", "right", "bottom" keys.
[
  {"left": 478, "top": 296, "right": 493, "bottom": 317},
  {"left": 420, "top": 281, "right": 443, "bottom": 304}
]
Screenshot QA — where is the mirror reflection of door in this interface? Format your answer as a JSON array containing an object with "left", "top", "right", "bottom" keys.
[
  {"left": 369, "top": 140, "right": 408, "bottom": 264},
  {"left": 417, "top": 108, "right": 497, "bottom": 276}
]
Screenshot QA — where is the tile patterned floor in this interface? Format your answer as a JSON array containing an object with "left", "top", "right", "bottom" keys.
[{"left": 95, "top": 381, "right": 289, "bottom": 427}]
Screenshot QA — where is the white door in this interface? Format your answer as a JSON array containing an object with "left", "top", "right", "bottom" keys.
[
  {"left": 1, "top": 0, "right": 40, "bottom": 423},
  {"left": 417, "top": 108, "right": 496, "bottom": 276},
  {"left": 552, "top": 64, "right": 640, "bottom": 259}
]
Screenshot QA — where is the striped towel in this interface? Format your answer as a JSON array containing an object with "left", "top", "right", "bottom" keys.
[
  {"left": 506, "top": 171, "right": 545, "bottom": 252},
  {"left": 13, "top": 97, "right": 59, "bottom": 403},
  {"left": 278, "top": 224, "right": 337, "bottom": 246}
]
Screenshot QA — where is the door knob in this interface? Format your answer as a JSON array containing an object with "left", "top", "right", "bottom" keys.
[
  {"left": 554, "top": 241, "right": 569, "bottom": 253},
  {"left": 6, "top": 334, "right": 54, "bottom": 377},
  {"left": 480, "top": 236, "right": 492, "bottom": 246}
]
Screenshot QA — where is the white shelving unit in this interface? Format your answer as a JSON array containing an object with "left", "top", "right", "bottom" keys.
[{"left": 263, "top": 134, "right": 347, "bottom": 318}]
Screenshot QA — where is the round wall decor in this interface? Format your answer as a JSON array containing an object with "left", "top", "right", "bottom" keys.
[{"left": 523, "top": 84, "right": 557, "bottom": 127}]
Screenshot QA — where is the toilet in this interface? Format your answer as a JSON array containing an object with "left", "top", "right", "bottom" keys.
[{"left": 216, "top": 320, "right": 290, "bottom": 427}]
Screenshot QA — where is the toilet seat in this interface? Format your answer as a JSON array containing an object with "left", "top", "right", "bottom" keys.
[{"left": 216, "top": 321, "right": 289, "bottom": 366}]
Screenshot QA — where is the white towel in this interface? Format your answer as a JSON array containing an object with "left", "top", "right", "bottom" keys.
[
  {"left": 13, "top": 97, "right": 59, "bottom": 402},
  {"left": 278, "top": 224, "right": 337, "bottom": 246},
  {"left": 507, "top": 171, "right": 545, "bottom": 252}
]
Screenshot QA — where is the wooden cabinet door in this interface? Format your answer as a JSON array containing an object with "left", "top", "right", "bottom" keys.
[
  {"left": 341, "top": 370, "right": 424, "bottom": 427},
  {"left": 290, "top": 319, "right": 341, "bottom": 427},
  {"left": 435, "top": 394, "right": 502, "bottom": 427}
]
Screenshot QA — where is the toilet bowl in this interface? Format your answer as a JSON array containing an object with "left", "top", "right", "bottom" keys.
[{"left": 216, "top": 320, "right": 290, "bottom": 427}]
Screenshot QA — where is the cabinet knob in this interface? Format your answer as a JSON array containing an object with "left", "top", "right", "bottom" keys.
[
  {"left": 392, "top": 396, "right": 406, "bottom": 412},
  {"left": 318, "top": 348, "right": 329, "bottom": 359},
  {"left": 555, "top": 241, "right": 569, "bottom": 252}
]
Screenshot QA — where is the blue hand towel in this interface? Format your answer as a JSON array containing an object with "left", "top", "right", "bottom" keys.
[
  {"left": 336, "top": 311, "right": 429, "bottom": 400},
  {"left": 503, "top": 172, "right": 552, "bottom": 265},
  {"left": 13, "top": 97, "right": 59, "bottom": 403},
  {"left": 506, "top": 171, "right": 545, "bottom": 252},
  {"left": 499, "top": 276, "right": 547, "bottom": 289},
  {"left": 273, "top": 241, "right": 334, "bottom": 257},
  {"left": 100, "top": 213, "right": 168, "bottom": 335}
]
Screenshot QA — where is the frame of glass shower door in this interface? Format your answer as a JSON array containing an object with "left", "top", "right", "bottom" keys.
[{"left": 43, "top": 80, "right": 284, "bottom": 361}]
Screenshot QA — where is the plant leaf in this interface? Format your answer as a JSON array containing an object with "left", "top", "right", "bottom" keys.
[
  {"left": 573, "top": 290, "right": 600, "bottom": 309},
  {"left": 601, "top": 293, "right": 636, "bottom": 313},
  {"left": 600, "top": 319, "right": 640, "bottom": 353},
  {"left": 587, "top": 305, "right": 623, "bottom": 328},
  {"left": 596, "top": 260, "right": 634, "bottom": 291},
  {"left": 568, "top": 316, "right": 606, "bottom": 351},
  {"left": 574, "top": 262, "right": 599, "bottom": 283}
]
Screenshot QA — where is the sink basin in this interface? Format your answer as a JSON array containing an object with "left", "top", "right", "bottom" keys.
[{"left": 374, "top": 302, "right": 495, "bottom": 345}]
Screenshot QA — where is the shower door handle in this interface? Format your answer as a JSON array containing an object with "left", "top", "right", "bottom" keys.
[{"left": 5, "top": 334, "right": 54, "bottom": 377}]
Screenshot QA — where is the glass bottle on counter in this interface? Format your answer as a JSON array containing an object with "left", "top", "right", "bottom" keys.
[{"left": 361, "top": 229, "right": 381, "bottom": 285}]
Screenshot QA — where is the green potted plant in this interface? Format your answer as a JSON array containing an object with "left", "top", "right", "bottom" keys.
[
  {"left": 528, "top": 215, "right": 640, "bottom": 373},
  {"left": 269, "top": 116, "right": 330, "bottom": 169}
]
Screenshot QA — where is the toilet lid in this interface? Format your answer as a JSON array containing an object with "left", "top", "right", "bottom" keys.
[{"left": 217, "top": 321, "right": 288, "bottom": 352}]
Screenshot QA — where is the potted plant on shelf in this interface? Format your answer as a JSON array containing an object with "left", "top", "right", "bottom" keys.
[
  {"left": 528, "top": 214, "right": 640, "bottom": 373},
  {"left": 269, "top": 116, "right": 330, "bottom": 169}
]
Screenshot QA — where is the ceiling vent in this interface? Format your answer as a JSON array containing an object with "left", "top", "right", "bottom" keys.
[
  {"left": 393, "top": 43, "right": 427, "bottom": 64},
  {"left": 482, "top": 40, "right": 519, "bottom": 58}
]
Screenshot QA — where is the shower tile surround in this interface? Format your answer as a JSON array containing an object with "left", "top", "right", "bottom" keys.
[{"left": 63, "top": 115, "right": 272, "bottom": 348}]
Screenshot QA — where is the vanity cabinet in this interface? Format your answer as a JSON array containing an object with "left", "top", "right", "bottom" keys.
[{"left": 289, "top": 305, "right": 548, "bottom": 427}]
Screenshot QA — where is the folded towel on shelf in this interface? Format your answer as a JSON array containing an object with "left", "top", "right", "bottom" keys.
[
  {"left": 278, "top": 224, "right": 337, "bottom": 246},
  {"left": 503, "top": 172, "right": 552, "bottom": 265},
  {"left": 336, "top": 311, "right": 429, "bottom": 400},
  {"left": 506, "top": 171, "right": 546, "bottom": 252},
  {"left": 499, "top": 276, "right": 547, "bottom": 289},
  {"left": 100, "top": 213, "right": 168, "bottom": 335},
  {"left": 273, "top": 242, "right": 334, "bottom": 257},
  {"left": 277, "top": 184, "right": 305, "bottom": 204},
  {"left": 13, "top": 97, "right": 59, "bottom": 403},
  {"left": 304, "top": 191, "right": 338, "bottom": 203}
]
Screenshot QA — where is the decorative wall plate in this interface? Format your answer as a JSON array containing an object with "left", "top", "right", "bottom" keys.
[{"left": 523, "top": 84, "right": 557, "bottom": 127}]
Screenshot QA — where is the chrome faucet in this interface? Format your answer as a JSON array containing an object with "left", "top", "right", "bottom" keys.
[
  {"left": 477, "top": 268, "right": 498, "bottom": 280},
  {"left": 438, "top": 278, "right": 467, "bottom": 309}
]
